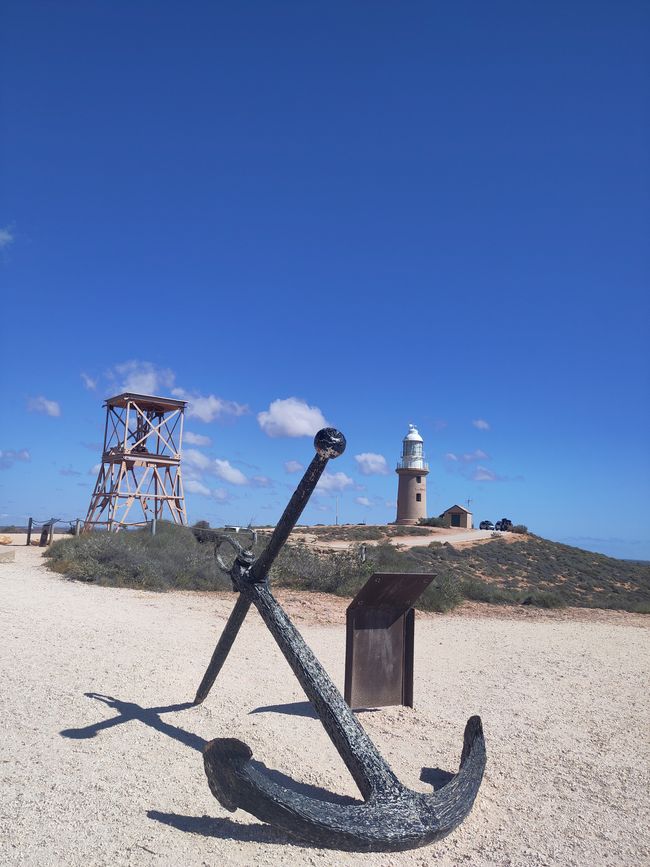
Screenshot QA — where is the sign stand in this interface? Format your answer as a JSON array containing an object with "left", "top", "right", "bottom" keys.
[{"left": 344, "top": 572, "right": 435, "bottom": 709}]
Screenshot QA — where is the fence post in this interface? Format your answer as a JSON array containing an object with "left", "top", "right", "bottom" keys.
[
  {"left": 75, "top": 519, "right": 81, "bottom": 536},
  {"left": 26, "top": 517, "right": 33, "bottom": 546},
  {"left": 150, "top": 517, "right": 157, "bottom": 536}
]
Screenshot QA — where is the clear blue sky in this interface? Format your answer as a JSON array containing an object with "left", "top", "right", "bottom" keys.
[{"left": 1, "top": 2, "right": 648, "bottom": 558}]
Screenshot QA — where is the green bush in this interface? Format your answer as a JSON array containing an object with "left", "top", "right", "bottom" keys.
[
  {"left": 460, "top": 577, "right": 519, "bottom": 605},
  {"left": 191, "top": 519, "right": 213, "bottom": 544},
  {"left": 44, "top": 522, "right": 231, "bottom": 591},
  {"left": 42, "top": 521, "right": 650, "bottom": 614},
  {"left": 420, "top": 572, "right": 463, "bottom": 612},
  {"left": 521, "top": 591, "right": 566, "bottom": 609},
  {"left": 270, "top": 542, "right": 372, "bottom": 596},
  {"left": 511, "top": 524, "right": 529, "bottom": 535},
  {"left": 418, "top": 516, "right": 446, "bottom": 528}
]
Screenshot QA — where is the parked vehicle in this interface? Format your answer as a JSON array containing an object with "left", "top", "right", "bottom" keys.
[
  {"left": 479, "top": 520, "right": 494, "bottom": 530},
  {"left": 495, "top": 518, "right": 513, "bottom": 531}
]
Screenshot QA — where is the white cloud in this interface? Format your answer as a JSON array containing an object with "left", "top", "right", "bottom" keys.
[
  {"left": 60, "top": 467, "right": 82, "bottom": 477},
  {"left": 172, "top": 388, "right": 248, "bottom": 423},
  {"left": 80, "top": 372, "right": 97, "bottom": 390},
  {"left": 472, "top": 419, "right": 490, "bottom": 431},
  {"left": 183, "top": 448, "right": 212, "bottom": 471},
  {"left": 354, "top": 452, "right": 389, "bottom": 476},
  {"left": 445, "top": 452, "right": 458, "bottom": 461},
  {"left": 461, "top": 449, "right": 489, "bottom": 463},
  {"left": 213, "top": 459, "right": 248, "bottom": 485},
  {"left": 212, "top": 488, "right": 229, "bottom": 501},
  {"left": 384, "top": 499, "right": 397, "bottom": 508},
  {"left": 27, "top": 396, "right": 61, "bottom": 417},
  {"left": 0, "top": 449, "right": 30, "bottom": 470},
  {"left": 284, "top": 460, "right": 304, "bottom": 474},
  {"left": 184, "top": 431, "right": 212, "bottom": 446},
  {"left": 316, "top": 471, "right": 354, "bottom": 494},
  {"left": 110, "top": 360, "right": 175, "bottom": 395},
  {"left": 258, "top": 397, "right": 328, "bottom": 438},
  {"left": 0, "top": 227, "right": 15, "bottom": 249},
  {"left": 185, "top": 479, "right": 211, "bottom": 496},
  {"left": 252, "top": 475, "right": 272, "bottom": 487},
  {"left": 472, "top": 466, "right": 498, "bottom": 482},
  {"left": 88, "top": 463, "right": 101, "bottom": 475},
  {"left": 355, "top": 496, "right": 371, "bottom": 507}
]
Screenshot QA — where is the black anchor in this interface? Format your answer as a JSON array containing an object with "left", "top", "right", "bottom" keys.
[{"left": 194, "top": 428, "right": 486, "bottom": 852}]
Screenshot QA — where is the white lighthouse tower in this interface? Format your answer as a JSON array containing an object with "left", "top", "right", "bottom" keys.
[{"left": 395, "top": 424, "right": 429, "bottom": 525}]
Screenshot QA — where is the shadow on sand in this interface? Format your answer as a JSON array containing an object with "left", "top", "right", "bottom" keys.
[
  {"left": 60, "top": 692, "right": 205, "bottom": 752},
  {"left": 59, "top": 691, "right": 364, "bottom": 848}
]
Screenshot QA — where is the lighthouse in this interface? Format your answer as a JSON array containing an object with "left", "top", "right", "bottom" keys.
[{"left": 395, "top": 424, "right": 429, "bottom": 525}]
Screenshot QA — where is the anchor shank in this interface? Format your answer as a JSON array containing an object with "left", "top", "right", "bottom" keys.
[
  {"left": 193, "top": 595, "right": 251, "bottom": 705},
  {"left": 249, "top": 452, "right": 329, "bottom": 583},
  {"left": 244, "top": 580, "right": 403, "bottom": 800}
]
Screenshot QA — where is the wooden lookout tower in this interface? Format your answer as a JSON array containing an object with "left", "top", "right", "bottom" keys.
[{"left": 84, "top": 392, "right": 188, "bottom": 531}]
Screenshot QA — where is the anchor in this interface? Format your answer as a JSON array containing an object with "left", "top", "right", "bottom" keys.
[{"left": 194, "top": 428, "right": 486, "bottom": 852}]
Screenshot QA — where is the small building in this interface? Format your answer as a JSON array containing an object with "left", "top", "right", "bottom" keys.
[{"left": 440, "top": 504, "right": 473, "bottom": 529}]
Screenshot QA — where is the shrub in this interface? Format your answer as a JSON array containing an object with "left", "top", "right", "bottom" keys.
[
  {"left": 460, "top": 578, "right": 519, "bottom": 605},
  {"left": 420, "top": 573, "right": 462, "bottom": 612},
  {"left": 44, "top": 522, "right": 231, "bottom": 591},
  {"left": 191, "top": 519, "right": 213, "bottom": 544},
  {"left": 521, "top": 591, "right": 566, "bottom": 609},
  {"left": 418, "top": 516, "right": 446, "bottom": 528},
  {"left": 511, "top": 524, "right": 528, "bottom": 535},
  {"left": 270, "top": 543, "right": 372, "bottom": 596}
]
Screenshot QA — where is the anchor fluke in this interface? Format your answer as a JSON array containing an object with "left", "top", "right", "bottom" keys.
[{"left": 203, "top": 715, "right": 486, "bottom": 852}]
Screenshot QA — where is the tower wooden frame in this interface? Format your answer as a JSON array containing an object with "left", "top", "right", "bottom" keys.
[{"left": 84, "top": 392, "right": 188, "bottom": 531}]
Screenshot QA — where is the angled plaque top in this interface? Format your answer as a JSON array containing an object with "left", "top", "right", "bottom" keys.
[{"left": 347, "top": 572, "right": 436, "bottom": 615}]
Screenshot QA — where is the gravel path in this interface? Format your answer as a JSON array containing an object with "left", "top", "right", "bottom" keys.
[{"left": 1, "top": 543, "right": 649, "bottom": 866}]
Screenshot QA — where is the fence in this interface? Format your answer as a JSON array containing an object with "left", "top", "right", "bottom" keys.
[{"left": 25, "top": 516, "right": 160, "bottom": 546}]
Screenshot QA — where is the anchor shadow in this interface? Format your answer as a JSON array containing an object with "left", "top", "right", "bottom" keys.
[
  {"left": 60, "top": 692, "right": 205, "bottom": 752},
  {"left": 250, "top": 700, "right": 379, "bottom": 718},
  {"left": 250, "top": 700, "right": 317, "bottom": 718},
  {"left": 147, "top": 811, "right": 299, "bottom": 846},
  {"left": 420, "top": 767, "right": 455, "bottom": 791},
  {"left": 61, "top": 691, "right": 360, "bottom": 848}
]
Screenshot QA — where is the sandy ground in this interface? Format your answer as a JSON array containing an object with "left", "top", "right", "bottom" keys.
[
  {"left": 1, "top": 542, "right": 649, "bottom": 867},
  {"left": 290, "top": 527, "right": 512, "bottom": 551}
]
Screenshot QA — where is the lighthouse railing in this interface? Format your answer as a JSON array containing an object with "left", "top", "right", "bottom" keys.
[{"left": 396, "top": 458, "right": 429, "bottom": 470}]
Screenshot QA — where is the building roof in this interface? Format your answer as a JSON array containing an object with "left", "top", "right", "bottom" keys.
[
  {"left": 104, "top": 392, "right": 187, "bottom": 412},
  {"left": 441, "top": 504, "right": 473, "bottom": 514},
  {"left": 403, "top": 423, "right": 423, "bottom": 442}
]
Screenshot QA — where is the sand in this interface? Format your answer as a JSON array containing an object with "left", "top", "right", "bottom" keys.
[{"left": 1, "top": 541, "right": 649, "bottom": 866}]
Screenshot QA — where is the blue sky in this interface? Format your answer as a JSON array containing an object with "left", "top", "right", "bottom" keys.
[{"left": 1, "top": 2, "right": 648, "bottom": 558}]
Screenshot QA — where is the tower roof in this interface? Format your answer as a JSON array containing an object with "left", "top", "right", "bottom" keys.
[
  {"left": 104, "top": 392, "right": 187, "bottom": 412},
  {"left": 403, "top": 423, "right": 423, "bottom": 443}
]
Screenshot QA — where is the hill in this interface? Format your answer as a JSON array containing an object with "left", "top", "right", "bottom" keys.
[{"left": 42, "top": 522, "right": 650, "bottom": 614}]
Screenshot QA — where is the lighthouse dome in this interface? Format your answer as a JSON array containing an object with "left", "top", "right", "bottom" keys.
[{"left": 404, "top": 423, "right": 423, "bottom": 443}]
